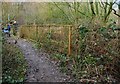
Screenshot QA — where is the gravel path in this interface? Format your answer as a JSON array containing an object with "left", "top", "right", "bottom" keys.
[{"left": 9, "top": 38, "right": 70, "bottom": 82}]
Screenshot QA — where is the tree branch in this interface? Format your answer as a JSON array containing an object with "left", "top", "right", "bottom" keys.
[
  {"left": 65, "top": 2, "right": 90, "bottom": 17},
  {"left": 105, "top": 2, "right": 120, "bottom": 17},
  {"left": 112, "top": 9, "right": 120, "bottom": 17},
  {"left": 53, "top": 2, "right": 73, "bottom": 23}
]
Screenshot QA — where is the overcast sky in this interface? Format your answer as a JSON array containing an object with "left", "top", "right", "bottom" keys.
[{"left": 0, "top": 0, "right": 120, "bottom": 2}]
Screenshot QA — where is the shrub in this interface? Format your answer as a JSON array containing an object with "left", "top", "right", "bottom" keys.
[{"left": 2, "top": 41, "right": 27, "bottom": 83}]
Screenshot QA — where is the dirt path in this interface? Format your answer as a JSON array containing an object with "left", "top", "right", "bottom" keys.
[{"left": 8, "top": 38, "right": 70, "bottom": 82}]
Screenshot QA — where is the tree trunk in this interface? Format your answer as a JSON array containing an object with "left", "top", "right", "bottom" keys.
[
  {"left": 104, "top": 2, "right": 113, "bottom": 22},
  {"left": 90, "top": 2, "right": 96, "bottom": 16},
  {"left": 95, "top": 2, "right": 99, "bottom": 15},
  {"left": 118, "top": 3, "right": 120, "bottom": 26}
]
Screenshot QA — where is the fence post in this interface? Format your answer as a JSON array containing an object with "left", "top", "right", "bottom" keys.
[
  {"left": 68, "top": 25, "right": 71, "bottom": 56},
  {"left": 49, "top": 25, "right": 51, "bottom": 46},
  {"left": 28, "top": 25, "right": 30, "bottom": 40},
  {"left": 35, "top": 24, "right": 38, "bottom": 41}
]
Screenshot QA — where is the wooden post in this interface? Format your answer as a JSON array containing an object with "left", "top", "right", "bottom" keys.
[
  {"left": 35, "top": 24, "right": 38, "bottom": 41},
  {"left": 28, "top": 26, "right": 30, "bottom": 40},
  {"left": 49, "top": 25, "right": 51, "bottom": 43},
  {"left": 68, "top": 26, "right": 71, "bottom": 56}
]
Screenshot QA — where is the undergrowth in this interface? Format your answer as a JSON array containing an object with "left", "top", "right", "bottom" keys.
[
  {"left": 48, "top": 21, "right": 120, "bottom": 83},
  {"left": 20, "top": 19, "right": 120, "bottom": 83},
  {"left": 2, "top": 39, "right": 27, "bottom": 83}
]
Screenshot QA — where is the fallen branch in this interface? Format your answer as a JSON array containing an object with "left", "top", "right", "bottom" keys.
[{"left": 80, "top": 79, "right": 97, "bottom": 83}]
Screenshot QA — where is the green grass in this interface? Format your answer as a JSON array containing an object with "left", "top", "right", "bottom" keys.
[{"left": 2, "top": 40, "right": 27, "bottom": 83}]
